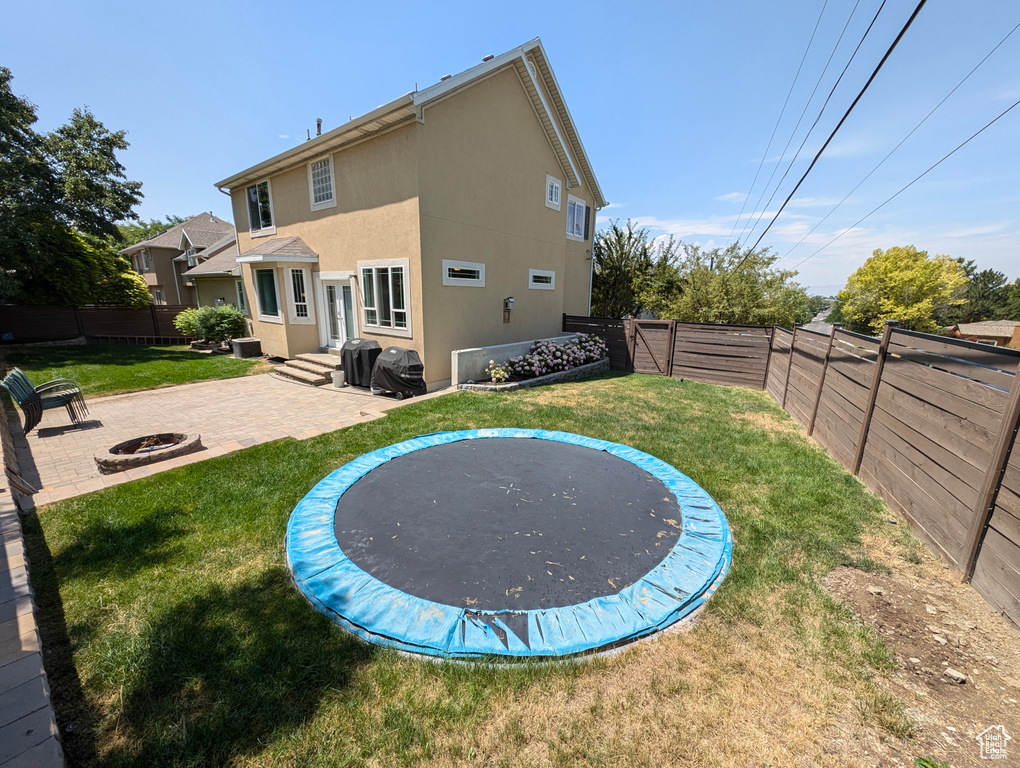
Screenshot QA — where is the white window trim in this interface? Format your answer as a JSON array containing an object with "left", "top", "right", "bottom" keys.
[
  {"left": 442, "top": 259, "right": 485, "bottom": 287},
  {"left": 285, "top": 267, "right": 316, "bottom": 324},
  {"left": 247, "top": 179, "right": 277, "bottom": 238},
  {"left": 356, "top": 258, "right": 412, "bottom": 339},
  {"left": 307, "top": 155, "right": 337, "bottom": 212},
  {"left": 235, "top": 279, "right": 248, "bottom": 314},
  {"left": 529, "top": 268, "right": 556, "bottom": 291},
  {"left": 566, "top": 195, "right": 586, "bottom": 241},
  {"left": 254, "top": 267, "right": 283, "bottom": 324},
  {"left": 545, "top": 174, "right": 562, "bottom": 211}
]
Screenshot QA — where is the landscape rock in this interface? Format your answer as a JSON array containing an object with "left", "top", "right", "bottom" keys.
[{"left": 943, "top": 668, "right": 966, "bottom": 684}]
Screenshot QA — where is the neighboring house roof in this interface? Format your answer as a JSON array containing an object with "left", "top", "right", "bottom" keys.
[
  {"left": 953, "top": 320, "right": 1020, "bottom": 337},
  {"left": 214, "top": 38, "right": 606, "bottom": 209},
  {"left": 236, "top": 237, "right": 318, "bottom": 262},
  {"left": 173, "top": 232, "right": 237, "bottom": 262},
  {"left": 183, "top": 242, "right": 241, "bottom": 277},
  {"left": 120, "top": 212, "right": 235, "bottom": 254}
]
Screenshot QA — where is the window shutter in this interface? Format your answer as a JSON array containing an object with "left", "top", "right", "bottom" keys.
[{"left": 584, "top": 206, "right": 591, "bottom": 240}]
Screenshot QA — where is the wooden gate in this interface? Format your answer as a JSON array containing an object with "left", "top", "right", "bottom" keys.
[{"left": 628, "top": 320, "right": 675, "bottom": 375}]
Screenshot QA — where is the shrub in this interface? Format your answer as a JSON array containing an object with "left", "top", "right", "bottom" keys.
[
  {"left": 173, "top": 307, "right": 201, "bottom": 337},
  {"left": 173, "top": 305, "right": 247, "bottom": 343},
  {"left": 196, "top": 305, "right": 247, "bottom": 343}
]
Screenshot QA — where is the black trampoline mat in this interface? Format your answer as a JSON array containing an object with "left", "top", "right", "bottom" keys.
[{"left": 333, "top": 438, "right": 683, "bottom": 610}]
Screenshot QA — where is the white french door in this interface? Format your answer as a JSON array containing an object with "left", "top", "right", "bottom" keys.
[{"left": 322, "top": 280, "right": 356, "bottom": 349}]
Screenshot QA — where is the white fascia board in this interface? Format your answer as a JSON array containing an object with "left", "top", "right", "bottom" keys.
[
  {"left": 411, "top": 38, "right": 540, "bottom": 107},
  {"left": 236, "top": 254, "right": 319, "bottom": 264}
]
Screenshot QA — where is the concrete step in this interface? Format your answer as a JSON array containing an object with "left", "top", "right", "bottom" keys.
[
  {"left": 325, "top": 347, "right": 343, "bottom": 357},
  {"left": 275, "top": 365, "right": 329, "bottom": 386},
  {"left": 295, "top": 352, "right": 343, "bottom": 369},
  {"left": 287, "top": 358, "right": 336, "bottom": 376}
]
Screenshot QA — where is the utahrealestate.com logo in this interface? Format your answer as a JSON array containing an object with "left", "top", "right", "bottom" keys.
[{"left": 976, "top": 725, "right": 1011, "bottom": 760}]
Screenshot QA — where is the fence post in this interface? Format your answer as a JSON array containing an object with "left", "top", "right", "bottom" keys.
[
  {"left": 781, "top": 324, "right": 800, "bottom": 410},
  {"left": 665, "top": 320, "right": 677, "bottom": 377},
  {"left": 959, "top": 359, "right": 1020, "bottom": 580},
  {"left": 149, "top": 304, "right": 160, "bottom": 335},
  {"left": 72, "top": 305, "right": 85, "bottom": 338},
  {"left": 852, "top": 320, "right": 898, "bottom": 475},
  {"left": 761, "top": 325, "right": 776, "bottom": 391},
  {"left": 807, "top": 324, "right": 840, "bottom": 436}
]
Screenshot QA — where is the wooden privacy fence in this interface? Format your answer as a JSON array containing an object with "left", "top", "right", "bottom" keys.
[
  {"left": 0, "top": 304, "right": 195, "bottom": 344},
  {"left": 768, "top": 322, "right": 1020, "bottom": 626},
  {"left": 562, "top": 315, "right": 774, "bottom": 387}
]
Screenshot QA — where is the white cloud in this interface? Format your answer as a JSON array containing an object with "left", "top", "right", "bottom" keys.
[
  {"left": 602, "top": 202, "right": 625, "bottom": 209},
  {"left": 278, "top": 134, "right": 291, "bottom": 139},
  {"left": 714, "top": 192, "right": 746, "bottom": 203}
]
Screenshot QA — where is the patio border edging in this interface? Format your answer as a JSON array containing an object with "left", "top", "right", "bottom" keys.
[{"left": 0, "top": 403, "right": 64, "bottom": 768}]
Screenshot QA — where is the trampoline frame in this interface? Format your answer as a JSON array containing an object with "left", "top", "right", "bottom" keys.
[{"left": 286, "top": 428, "right": 731, "bottom": 659}]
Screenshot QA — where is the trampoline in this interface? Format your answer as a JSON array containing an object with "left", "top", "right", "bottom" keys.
[{"left": 286, "top": 429, "right": 731, "bottom": 659}]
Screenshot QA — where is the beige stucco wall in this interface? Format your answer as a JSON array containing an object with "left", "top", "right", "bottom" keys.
[
  {"left": 229, "top": 123, "right": 422, "bottom": 360},
  {"left": 194, "top": 277, "right": 239, "bottom": 308},
  {"left": 415, "top": 66, "right": 597, "bottom": 383}
]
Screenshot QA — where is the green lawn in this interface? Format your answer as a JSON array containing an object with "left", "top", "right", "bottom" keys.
[
  {"left": 2, "top": 344, "right": 270, "bottom": 398},
  {"left": 27, "top": 373, "right": 919, "bottom": 767}
]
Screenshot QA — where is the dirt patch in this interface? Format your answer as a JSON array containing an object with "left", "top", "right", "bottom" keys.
[
  {"left": 825, "top": 555, "right": 1020, "bottom": 767},
  {"left": 731, "top": 410, "right": 804, "bottom": 438}
]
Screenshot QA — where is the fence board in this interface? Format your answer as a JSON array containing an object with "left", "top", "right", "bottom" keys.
[
  {"left": 668, "top": 323, "right": 772, "bottom": 388},
  {"left": 971, "top": 529, "right": 1020, "bottom": 623},
  {"left": 0, "top": 304, "right": 194, "bottom": 344},
  {"left": 563, "top": 316, "right": 629, "bottom": 370},
  {"left": 893, "top": 328, "right": 1020, "bottom": 373}
]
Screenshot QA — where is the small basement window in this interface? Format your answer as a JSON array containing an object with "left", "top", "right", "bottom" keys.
[
  {"left": 442, "top": 259, "right": 485, "bottom": 287},
  {"left": 529, "top": 269, "right": 555, "bottom": 290}
]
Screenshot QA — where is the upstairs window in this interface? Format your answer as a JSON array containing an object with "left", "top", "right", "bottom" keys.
[
  {"left": 141, "top": 250, "right": 151, "bottom": 271},
  {"left": 308, "top": 156, "right": 336, "bottom": 211},
  {"left": 184, "top": 248, "right": 197, "bottom": 268},
  {"left": 545, "top": 175, "right": 562, "bottom": 210},
  {"left": 246, "top": 180, "right": 275, "bottom": 235},
  {"left": 566, "top": 196, "right": 586, "bottom": 240}
]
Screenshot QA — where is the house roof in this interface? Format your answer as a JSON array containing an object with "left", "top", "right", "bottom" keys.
[
  {"left": 120, "top": 212, "right": 235, "bottom": 254},
  {"left": 183, "top": 242, "right": 241, "bottom": 277},
  {"left": 173, "top": 232, "right": 237, "bottom": 262},
  {"left": 214, "top": 38, "right": 606, "bottom": 208},
  {"left": 954, "top": 320, "right": 1020, "bottom": 337},
  {"left": 236, "top": 236, "right": 318, "bottom": 263}
]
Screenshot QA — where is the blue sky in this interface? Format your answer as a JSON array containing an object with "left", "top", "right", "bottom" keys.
[{"left": 6, "top": 0, "right": 1018, "bottom": 294}]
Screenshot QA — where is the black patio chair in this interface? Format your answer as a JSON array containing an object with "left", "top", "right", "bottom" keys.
[{"left": 0, "top": 367, "right": 88, "bottom": 434}]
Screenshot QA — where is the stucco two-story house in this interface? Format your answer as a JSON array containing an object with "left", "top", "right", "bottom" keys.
[
  {"left": 121, "top": 213, "right": 236, "bottom": 306},
  {"left": 214, "top": 38, "right": 606, "bottom": 388}
]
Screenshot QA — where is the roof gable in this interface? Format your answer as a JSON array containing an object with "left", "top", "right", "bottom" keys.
[
  {"left": 121, "top": 212, "right": 235, "bottom": 254},
  {"left": 215, "top": 39, "right": 605, "bottom": 208}
]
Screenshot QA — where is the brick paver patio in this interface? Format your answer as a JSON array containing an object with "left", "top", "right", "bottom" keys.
[{"left": 15, "top": 374, "right": 448, "bottom": 507}]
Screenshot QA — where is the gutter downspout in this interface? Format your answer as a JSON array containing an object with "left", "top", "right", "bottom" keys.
[{"left": 587, "top": 205, "right": 603, "bottom": 316}]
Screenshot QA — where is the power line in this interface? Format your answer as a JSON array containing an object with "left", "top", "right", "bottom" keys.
[
  {"left": 736, "top": 0, "right": 871, "bottom": 247},
  {"left": 739, "top": 0, "right": 887, "bottom": 247},
  {"left": 789, "top": 96, "right": 1020, "bottom": 269},
  {"left": 780, "top": 17, "right": 1020, "bottom": 261},
  {"left": 737, "top": 0, "right": 929, "bottom": 265},
  {"left": 726, "top": 0, "right": 830, "bottom": 245}
]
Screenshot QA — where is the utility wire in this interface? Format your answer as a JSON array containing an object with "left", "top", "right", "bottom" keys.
[
  {"left": 736, "top": 0, "right": 929, "bottom": 266},
  {"left": 739, "top": 0, "right": 886, "bottom": 247},
  {"left": 726, "top": 0, "right": 830, "bottom": 245},
  {"left": 736, "top": 0, "right": 869, "bottom": 247},
  {"left": 789, "top": 96, "right": 1020, "bottom": 269},
  {"left": 780, "top": 17, "right": 1020, "bottom": 261}
]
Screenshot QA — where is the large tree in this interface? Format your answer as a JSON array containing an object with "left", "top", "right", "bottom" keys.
[
  {"left": 654, "top": 243, "right": 811, "bottom": 328},
  {"left": 591, "top": 219, "right": 679, "bottom": 318},
  {"left": 118, "top": 215, "right": 186, "bottom": 247},
  {"left": 828, "top": 245, "right": 967, "bottom": 334},
  {"left": 0, "top": 66, "right": 145, "bottom": 305}
]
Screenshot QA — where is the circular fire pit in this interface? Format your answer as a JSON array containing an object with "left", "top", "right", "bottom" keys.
[{"left": 95, "top": 433, "right": 203, "bottom": 474}]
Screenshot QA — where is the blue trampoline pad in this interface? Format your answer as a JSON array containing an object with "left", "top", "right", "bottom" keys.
[{"left": 286, "top": 429, "right": 731, "bottom": 659}]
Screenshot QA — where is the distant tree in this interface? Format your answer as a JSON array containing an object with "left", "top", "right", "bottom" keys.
[
  {"left": 1002, "top": 280, "right": 1020, "bottom": 321},
  {"left": 117, "top": 215, "right": 186, "bottom": 247},
  {"left": 954, "top": 268, "right": 1009, "bottom": 324},
  {"left": 591, "top": 220, "right": 656, "bottom": 318},
  {"left": 830, "top": 246, "right": 967, "bottom": 334},
  {"left": 0, "top": 66, "right": 144, "bottom": 305},
  {"left": 655, "top": 242, "right": 810, "bottom": 328}
]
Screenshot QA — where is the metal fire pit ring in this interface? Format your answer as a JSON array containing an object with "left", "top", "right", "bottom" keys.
[{"left": 95, "top": 432, "right": 203, "bottom": 474}]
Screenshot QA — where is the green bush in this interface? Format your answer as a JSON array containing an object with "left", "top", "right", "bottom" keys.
[
  {"left": 197, "top": 305, "right": 247, "bottom": 343},
  {"left": 173, "top": 305, "right": 247, "bottom": 343},
  {"left": 173, "top": 307, "right": 201, "bottom": 337}
]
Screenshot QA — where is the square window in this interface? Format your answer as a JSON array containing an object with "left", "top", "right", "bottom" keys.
[{"left": 360, "top": 260, "right": 411, "bottom": 336}]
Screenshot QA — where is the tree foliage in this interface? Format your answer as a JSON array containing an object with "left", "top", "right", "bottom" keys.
[
  {"left": 652, "top": 243, "right": 811, "bottom": 328},
  {"left": 828, "top": 245, "right": 967, "bottom": 334},
  {"left": 0, "top": 66, "right": 145, "bottom": 306},
  {"left": 591, "top": 220, "right": 680, "bottom": 318},
  {"left": 118, "top": 215, "right": 186, "bottom": 247}
]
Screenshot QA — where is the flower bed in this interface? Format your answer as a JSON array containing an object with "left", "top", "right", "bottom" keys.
[
  {"left": 459, "top": 334, "right": 610, "bottom": 391},
  {"left": 458, "top": 357, "right": 610, "bottom": 392}
]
